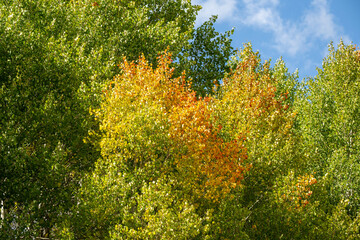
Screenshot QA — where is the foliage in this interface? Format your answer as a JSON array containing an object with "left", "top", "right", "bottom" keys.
[
  {"left": 295, "top": 41, "right": 360, "bottom": 211},
  {"left": 178, "top": 15, "right": 235, "bottom": 96},
  {"left": 0, "top": 0, "right": 209, "bottom": 237},
  {"left": 1, "top": 0, "right": 360, "bottom": 237},
  {"left": 71, "top": 52, "right": 250, "bottom": 238},
  {"left": 0, "top": 1, "right": 99, "bottom": 237},
  {"left": 217, "top": 43, "right": 300, "bottom": 200},
  {"left": 109, "top": 176, "right": 204, "bottom": 239},
  {"left": 214, "top": 43, "right": 312, "bottom": 238},
  {"left": 273, "top": 171, "right": 317, "bottom": 211}
]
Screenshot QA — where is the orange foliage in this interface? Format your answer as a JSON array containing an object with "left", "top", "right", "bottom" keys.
[
  {"left": 97, "top": 51, "right": 249, "bottom": 201},
  {"left": 167, "top": 78, "right": 248, "bottom": 200},
  {"left": 276, "top": 172, "right": 317, "bottom": 211}
]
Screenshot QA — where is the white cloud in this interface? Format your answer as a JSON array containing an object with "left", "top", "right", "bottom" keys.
[
  {"left": 238, "top": 0, "right": 351, "bottom": 56},
  {"left": 239, "top": 0, "right": 305, "bottom": 55},
  {"left": 192, "top": 0, "right": 238, "bottom": 25},
  {"left": 304, "top": 0, "right": 337, "bottom": 39},
  {"left": 192, "top": 0, "right": 351, "bottom": 56}
]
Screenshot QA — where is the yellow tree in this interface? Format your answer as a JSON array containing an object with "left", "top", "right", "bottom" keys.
[
  {"left": 95, "top": 51, "right": 248, "bottom": 200},
  {"left": 216, "top": 43, "right": 312, "bottom": 238},
  {"left": 77, "top": 51, "right": 249, "bottom": 238},
  {"left": 218, "top": 43, "right": 297, "bottom": 190}
]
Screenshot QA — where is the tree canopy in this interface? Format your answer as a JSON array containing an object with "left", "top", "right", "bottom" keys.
[{"left": 1, "top": 0, "right": 360, "bottom": 239}]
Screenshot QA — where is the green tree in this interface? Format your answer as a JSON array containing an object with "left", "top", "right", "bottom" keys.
[
  {"left": 295, "top": 41, "right": 360, "bottom": 221},
  {"left": 0, "top": 0, "right": 205, "bottom": 237},
  {"left": 0, "top": 1, "right": 99, "bottom": 237},
  {"left": 178, "top": 15, "right": 235, "bottom": 96}
]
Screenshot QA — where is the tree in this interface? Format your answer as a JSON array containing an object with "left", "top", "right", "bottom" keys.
[
  {"left": 215, "top": 43, "right": 314, "bottom": 238},
  {"left": 295, "top": 41, "right": 360, "bottom": 217},
  {"left": 73, "top": 52, "right": 250, "bottom": 238},
  {"left": 217, "top": 43, "right": 299, "bottom": 194},
  {"left": 0, "top": 1, "right": 99, "bottom": 237},
  {"left": 178, "top": 15, "right": 235, "bottom": 96},
  {"left": 0, "top": 0, "right": 203, "bottom": 237}
]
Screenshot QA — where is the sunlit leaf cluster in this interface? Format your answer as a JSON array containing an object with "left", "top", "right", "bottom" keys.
[{"left": 274, "top": 171, "right": 317, "bottom": 211}]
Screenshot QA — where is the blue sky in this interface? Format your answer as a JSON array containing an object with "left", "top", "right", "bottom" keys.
[{"left": 192, "top": 0, "right": 359, "bottom": 80}]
